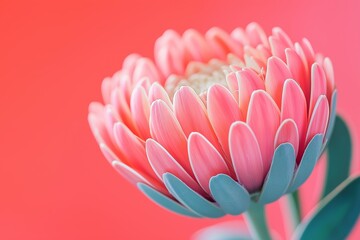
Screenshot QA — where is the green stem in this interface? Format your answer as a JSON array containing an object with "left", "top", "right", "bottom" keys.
[
  {"left": 244, "top": 203, "right": 272, "bottom": 240},
  {"left": 287, "top": 191, "right": 301, "bottom": 226}
]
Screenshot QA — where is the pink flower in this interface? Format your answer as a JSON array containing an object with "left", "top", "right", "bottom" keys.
[{"left": 88, "top": 23, "right": 337, "bottom": 217}]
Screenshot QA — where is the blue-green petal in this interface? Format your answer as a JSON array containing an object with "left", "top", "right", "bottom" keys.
[
  {"left": 258, "top": 143, "right": 295, "bottom": 204},
  {"left": 163, "top": 173, "right": 225, "bottom": 218},
  {"left": 209, "top": 174, "right": 250, "bottom": 215},
  {"left": 137, "top": 183, "right": 201, "bottom": 218}
]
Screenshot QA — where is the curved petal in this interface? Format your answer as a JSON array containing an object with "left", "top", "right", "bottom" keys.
[
  {"left": 148, "top": 82, "right": 172, "bottom": 108},
  {"left": 209, "top": 174, "right": 251, "bottom": 215},
  {"left": 130, "top": 86, "right": 151, "bottom": 139},
  {"left": 146, "top": 139, "right": 206, "bottom": 195},
  {"left": 306, "top": 95, "right": 329, "bottom": 145},
  {"left": 188, "top": 133, "right": 230, "bottom": 195},
  {"left": 149, "top": 100, "right": 190, "bottom": 173},
  {"left": 275, "top": 119, "right": 299, "bottom": 157},
  {"left": 281, "top": 79, "right": 307, "bottom": 157},
  {"left": 174, "top": 86, "right": 220, "bottom": 150},
  {"left": 113, "top": 122, "right": 155, "bottom": 178},
  {"left": 138, "top": 183, "right": 201, "bottom": 218},
  {"left": 206, "top": 27, "right": 243, "bottom": 59},
  {"left": 245, "top": 22, "right": 269, "bottom": 48},
  {"left": 208, "top": 84, "right": 242, "bottom": 161},
  {"left": 133, "top": 58, "right": 161, "bottom": 84},
  {"left": 163, "top": 173, "right": 225, "bottom": 218},
  {"left": 247, "top": 90, "right": 280, "bottom": 172},
  {"left": 258, "top": 143, "right": 295, "bottom": 204},
  {"left": 236, "top": 68, "right": 265, "bottom": 118},
  {"left": 265, "top": 56, "right": 292, "bottom": 107},
  {"left": 309, "top": 63, "right": 327, "bottom": 117},
  {"left": 229, "top": 121, "right": 264, "bottom": 192},
  {"left": 286, "top": 48, "right": 309, "bottom": 100},
  {"left": 183, "top": 29, "right": 213, "bottom": 62}
]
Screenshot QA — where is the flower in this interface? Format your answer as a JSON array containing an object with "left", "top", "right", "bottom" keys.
[{"left": 88, "top": 22, "right": 337, "bottom": 218}]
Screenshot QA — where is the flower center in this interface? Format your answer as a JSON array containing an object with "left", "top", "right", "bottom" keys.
[{"left": 164, "top": 54, "right": 264, "bottom": 97}]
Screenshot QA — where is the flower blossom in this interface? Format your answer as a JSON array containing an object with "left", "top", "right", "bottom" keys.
[{"left": 88, "top": 23, "right": 337, "bottom": 218}]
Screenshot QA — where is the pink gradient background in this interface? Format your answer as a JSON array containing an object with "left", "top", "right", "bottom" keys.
[{"left": 1, "top": 0, "right": 359, "bottom": 239}]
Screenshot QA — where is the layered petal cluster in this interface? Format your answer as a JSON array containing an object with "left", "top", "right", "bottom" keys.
[{"left": 88, "top": 23, "right": 337, "bottom": 218}]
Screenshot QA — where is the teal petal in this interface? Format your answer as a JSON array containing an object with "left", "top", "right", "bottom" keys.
[
  {"left": 322, "top": 115, "right": 352, "bottom": 198},
  {"left": 324, "top": 90, "right": 338, "bottom": 142},
  {"left": 258, "top": 143, "right": 295, "bottom": 204},
  {"left": 137, "top": 183, "right": 201, "bottom": 218},
  {"left": 163, "top": 173, "right": 225, "bottom": 218},
  {"left": 209, "top": 174, "right": 250, "bottom": 215},
  {"left": 293, "top": 176, "right": 360, "bottom": 240},
  {"left": 287, "top": 134, "right": 323, "bottom": 193}
]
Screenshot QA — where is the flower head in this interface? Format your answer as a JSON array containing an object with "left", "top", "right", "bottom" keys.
[{"left": 88, "top": 23, "right": 337, "bottom": 218}]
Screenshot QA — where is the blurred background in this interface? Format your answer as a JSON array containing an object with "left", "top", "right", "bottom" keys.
[{"left": 1, "top": 0, "right": 359, "bottom": 239}]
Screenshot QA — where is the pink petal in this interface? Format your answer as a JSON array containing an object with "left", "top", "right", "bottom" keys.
[
  {"left": 182, "top": 29, "right": 213, "bottom": 62},
  {"left": 111, "top": 88, "right": 139, "bottom": 135},
  {"left": 309, "top": 63, "right": 327, "bottom": 118},
  {"left": 113, "top": 122, "right": 156, "bottom": 179},
  {"left": 226, "top": 72, "right": 239, "bottom": 101},
  {"left": 122, "top": 53, "right": 141, "bottom": 77},
  {"left": 155, "top": 45, "right": 184, "bottom": 78},
  {"left": 306, "top": 95, "right": 329, "bottom": 144},
  {"left": 101, "top": 77, "right": 112, "bottom": 104},
  {"left": 237, "top": 68, "right": 265, "bottom": 118},
  {"left": 323, "top": 57, "right": 335, "bottom": 101},
  {"left": 286, "top": 48, "right": 309, "bottom": 101},
  {"left": 133, "top": 58, "right": 161, "bottom": 84},
  {"left": 206, "top": 27, "right": 243, "bottom": 60},
  {"left": 130, "top": 86, "right": 151, "bottom": 139},
  {"left": 148, "top": 82, "right": 173, "bottom": 109},
  {"left": 265, "top": 56, "right": 292, "bottom": 107},
  {"left": 272, "top": 27, "right": 294, "bottom": 49},
  {"left": 188, "top": 132, "right": 230, "bottom": 195},
  {"left": 207, "top": 84, "right": 242, "bottom": 162},
  {"left": 149, "top": 100, "right": 191, "bottom": 173},
  {"left": 174, "top": 86, "right": 221, "bottom": 150},
  {"left": 269, "top": 36, "right": 288, "bottom": 62},
  {"left": 231, "top": 27, "right": 250, "bottom": 46},
  {"left": 112, "top": 160, "right": 169, "bottom": 196},
  {"left": 146, "top": 139, "right": 206, "bottom": 195},
  {"left": 274, "top": 119, "right": 299, "bottom": 157},
  {"left": 281, "top": 79, "right": 307, "bottom": 157},
  {"left": 100, "top": 142, "right": 124, "bottom": 165},
  {"left": 229, "top": 121, "right": 264, "bottom": 192},
  {"left": 245, "top": 22, "right": 269, "bottom": 48},
  {"left": 247, "top": 90, "right": 280, "bottom": 172}
]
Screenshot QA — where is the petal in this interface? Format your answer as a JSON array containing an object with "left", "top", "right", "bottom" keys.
[
  {"left": 148, "top": 82, "right": 172, "bottom": 108},
  {"left": 281, "top": 79, "right": 307, "bottom": 155},
  {"left": 149, "top": 100, "right": 190, "bottom": 172},
  {"left": 183, "top": 29, "right": 213, "bottom": 62},
  {"left": 130, "top": 86, "right": 151, "bottom": 139},
  {"left": 174, "top": 86, "right": 220, "bottom": 150},
  {"left": 208, "top": 84, "right": 242, "bottom": 161},
  {"left": 269, "top": 36, "right": 288, "bottom": 62},
  {"left": 323, "top": 57, "right": 335, "bottom": 101},
  {"left": 274, "top": 119, "right": 299, "bottom": 157},
  {"left": 225, "top": 72, "right": 239, "bottom": 101},
  {"left": 306, "top": 95, "right": 329, "bottom": 145},
  {"left": 245, "top": 22, "right": 269, "bottom": 48},
  {"left": 146, "top": 139, "right": 206, "bottom": 195},
  {"left": 206, "top": 27, "right": 243, "bottom": 59},
  {"left": 137, "top": 183, "right": 201, "bottom": 218},
  {"left": 309, "top": 63, "right": 327, "bottom": 117},
  {"left": 188, "top": 132, "right": 230, "bottom": 195},
  {"left": 272, "top": 27, "right": 294, "bottom": 49},
  {"left": 155, "top": 45, "right": 184, "bottom": 78},
  {"left": 265, "top": 56, "right": 292, "bottom": 107},
  {"left": 236, "top": 68, "right": 265, "bottom": 118},
  {"left": 229, "top": 121, "right": 264, "bottom": 192},
  {"left": 133, "top": 58, "right": 161, "bottom": 84},
  {"left": 112, "top": 160, "right": 152, "bottom": 186},
  {"left": 113, "top": 122, "right": 155, "bottom": 178},
  {"left": 247, "top": 90, "right": 280, "bottom": 172},
  {"left": 285, "top": 48, "right": 309, "bottom": 101}
]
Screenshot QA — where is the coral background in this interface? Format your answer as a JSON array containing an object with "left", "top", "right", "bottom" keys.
[{"left": 1, "top": 0, "right": 359, "bottom": 239}]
